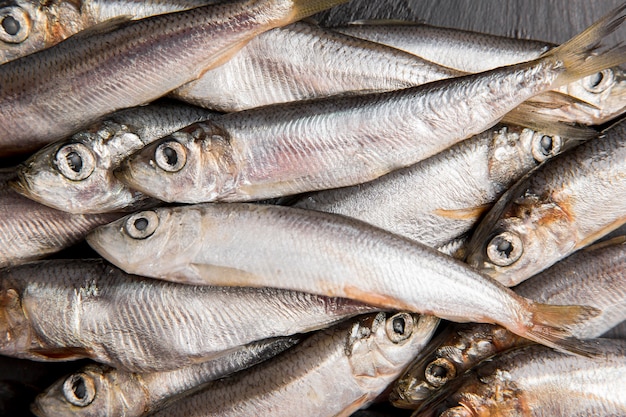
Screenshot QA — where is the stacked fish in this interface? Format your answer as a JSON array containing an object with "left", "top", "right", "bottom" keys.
[{"left": 0, "top": 0, "right": 625, "bottom": 416}]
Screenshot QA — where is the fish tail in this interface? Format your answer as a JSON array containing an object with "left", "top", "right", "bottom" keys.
[
  {"left": 287, "top": 0, "right": 350, "bottom": 23},
  {"left": 544, "top": 3, "right": 626, "bottom": 87},
  {"left": 503, "top": 105, "right": 598, "bottom": 142},
  {"left": 522, "top": 303, "right": 601, "bottom": 357}
]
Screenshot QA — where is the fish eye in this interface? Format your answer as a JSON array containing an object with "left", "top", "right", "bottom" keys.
[
  {"left": 486, "top": 231, "right": 523, "bottom": 267},
  {"left": 531, "top": 133, "right": 562, "bottom": 162},
  {"left": 62, "top": 373, "right": 96, "bottom": 407},
  {"left": 582, "top": 69, "right": 615, "bottom": 94},
  {"left": 124, "top": 211, "right": 159, "bottom": 240},
  {"left": 385, "top": 312, "right": 414, "bottom": 343},
  {"left": 155, "top": 140, "right": 186, "bottom": 172},
  {"left": 424, "top": 358, "right": 457, "bottom": 387},
  {"left": 55, "top": 143, "right": 96, "bottom": 181},
  {"left": 0, "top": 6, "right": 31, "bottom": 43}
]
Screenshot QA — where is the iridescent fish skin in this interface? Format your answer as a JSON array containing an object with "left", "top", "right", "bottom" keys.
[
  {"left": 0, "top": 0, "right": 347, "bottom": 156},
  {"left": 0, "top": 259, "right": 375, "bottom": 372},
  {"left": 0, "top": 168, "right": 121, "bottom": 268},
  {"left": 32, "top": 337, "right": 301, "bottom": 417},
  {"left": 13, "top": 103, "right": 215, "bottom": 214},
  {"left": 467, "top": 118, "right": 626, "bottom": 287},
  {"left": 392, "top": 238, "right": 626, "bottom": 409},
  {"left": 413, "top": 340, "right": 626, "bottom": 417},
  {"left": 149, "top": 313, "right": 440, "bottom": 417}
]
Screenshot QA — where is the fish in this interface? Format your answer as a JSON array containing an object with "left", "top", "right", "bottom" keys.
[
  {"left": 0, "top": 168, "right": 122, "bottom": 268},
  {"left": 115, "top": 6, "right": 626, "bottom": 203},
  {"left": 12, "top": 102, "right": 216, "bottom": 214},
  {"left": 0, "top": 259, "right": 376, "bottom": 372},
  {"left": 87, "top": 203, "right": 599, "bottom": 356},
  {"left": 466, "top": 117, "right": 626, "bottom": 287},
  {"left": 0, "top": 0, "right": 220, "bottom": 65},
  {"left": 334, "top": 20, "right": 626, "bottom": 125},
  {"left": 170, "top": 20, "right": 462, "bottom": 112},
  {"left": 391, "top": 236, "right": 626, "bottom": 408},
  {"left": 0, "top": 0, "right": 348, "bottom": 156},
  {"left": 148, "top": 313, "right": 440, "bottom": 417},
  {"left": 292, "top": 124, "right": 587, "bottom": 250},
  {"left": 413, "top": 340, "right": 626, "bottom": 417},
  {"left": 32, "top": 336, "right": 302, "bottom": 417}
]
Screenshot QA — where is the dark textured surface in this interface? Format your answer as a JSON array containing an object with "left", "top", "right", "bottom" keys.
[{"left": 1, "top": 1, "right": 624, "bottom": 416}]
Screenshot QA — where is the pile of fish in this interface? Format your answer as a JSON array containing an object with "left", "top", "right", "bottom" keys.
[{"left": 1, "top": 0, "right": 625, "bottom": 415}]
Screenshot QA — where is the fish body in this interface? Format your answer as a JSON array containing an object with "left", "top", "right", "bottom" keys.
[
  {"left": 0, "top": 0, "right": 347, "bottom": 156},
  {"left": 391, "top": 238, "right": 626, "bottom": 408},
  {"left": 0, "top": 259, "right": 374, "bottom": 372},
  {"left": 415, "top": 340, "right": 626, "bottom": 417},
  {"left": 0, "top": 168, "right": 121, "bottom": 268},
  {"left": 150, "top": 313, "right": 440, "bottom": 417},
  {"left": 13, "top": 103, "right": 216, "bottom": 214},
  {"left": 467, "top": 118, "right": 626, "bottom": 286},
  {"left": 88, "top": 203, "right": 598, "bottom": 355},
  {"left": 32, "top": 337, "right": 301, "bottom": 417}
]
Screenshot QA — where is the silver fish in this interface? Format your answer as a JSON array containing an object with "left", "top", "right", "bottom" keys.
[
  {"left": 0, "top": 259, "right": 375, "bottom": 372},
  {"left": 0, "top": 0, "right": 347, "bottom": 156},
  {"left": 149, "top": 313, "right": 439, "bottom": 417},
  {"left": 413, "top": 340, "right": 626, "bottom": 417},
  {"left": 32, "top": 336, "right": 301, "bottom": 417},
  {"left": 87, "top": 203, "right": 599, "bottom": 355},
  {"left": 0, "top": 168, "right": 121, "bottom": 268},
  {"left": 466, "top": 117, "right": 626, "bottom": 287},
  {"left": 115, "top": 8, "right": 626, "bottom": 203},
  {"left": 13, "top": 103, "right": 216, "bottom": 214}
]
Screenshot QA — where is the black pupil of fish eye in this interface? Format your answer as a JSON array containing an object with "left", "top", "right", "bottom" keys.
[
  {"left": 590, "top": 72, "right": 603, "bottom": 88},
  {"left": 2, "top": 15, "right": 20, "bottom": 36},
  {"left": 540, "top": 136, "right": 553, "bottom": 154},
  {"left": 66, "top": 152, "right": 83, "bottom": 173},
  {"left": 392, "top": 317, "right": 405, "bottom": 334},
  {"left": 494, "top": 237, "right": 513, "bottom": 258},
  {"left": 72, "top": 377, "right": 87, "bottom": 400},
  {"left": 134, "top": 217, "right": 149, "bottom": 231},
  {"left": 163, "top": 146, "right": 178, "bottom": 166},
  {"left": 430, "top": 364, "right": 448, "bottom": 379}
]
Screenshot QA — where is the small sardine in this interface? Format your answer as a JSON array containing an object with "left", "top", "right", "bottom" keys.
[
  {"left": 0, "top": 259, "right": 375, "bottom": 372},
  {"left": 87, "top": 203, "right": 599, "bottom": 356},
  {"left": 32, "top": 336, "right": 301, "bottom": 417},
  {"left": 413, "top": 340, "right": 626, "bottom": 417},
  {"left": 391, "top": 237, "right": 626, "bottom": 408},
  {"left": 0, "top": 168, "right": 121, "bottom": 268},
  {"left": 115, "top": 8, "right": 626, "bottom": 203},
  {"left": 0, "top": 0, "right": 347, "bottom": 156},
  {"left": 13, "top": 103, "right": 216, "bottom": 214},
  {"left": 149, "top": 313, "right": 439, "bottom": 417},
  {"left": 466, "top": 117, "right": 626, "bottom": 287}
]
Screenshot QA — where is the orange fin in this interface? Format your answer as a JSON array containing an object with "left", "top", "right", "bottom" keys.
[
  {"left": 29, "top": 347, "right": 93, "bottom": 361},
  {"left": 433, "top": 204, "right": 491, "bottom": 221}
]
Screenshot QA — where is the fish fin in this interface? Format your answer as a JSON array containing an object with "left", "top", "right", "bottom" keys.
[
  {"left": 523, "top": 302, "right": 601, "bottom": 357},
  {"left": 542, "top": 4, "right": 626, "bottom": 88},
  {"left": 525, "top": 90, "right": 600, "bottom": 110},
  {"left": 187, "top": 263, "right": 268, "bottom": 287},
  {"left": 28, "top": 347, "right": 93, "bottom": 361},
  {"left": 583, "top": 234, "right": 626, "bottom": 252},
  {"left": 68, "top": 16, "right": 133, "bottom": 39},
  {"left": 336, "top": 394, "right": 372, "bottom": 417},
  {"left": 503, "top": 105, "right": 598, "bottom": 142},
  {"left": 287, "top": 0, "right": 350, "bottom": 23},
  {"left": 574, "top": 215, "right": 626, "bottom": 250},
  {"left": 432, "top": 204, "right": 492, "bottom": 221},
  {"left": 344, "top": 19, "right": 424, "bottom": 26}
]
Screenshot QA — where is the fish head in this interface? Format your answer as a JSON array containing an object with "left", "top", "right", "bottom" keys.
[
  {"left": 32, "top": 364, "right": 146, "bottom": 417},
  {"left": 0, "top": 283, "right": 32, "bottom": 356},
  {"left": 348, "top": 313, "right": 439, "bottom": 392},
  {"left": 556, "top": 66, "right": 626, "bottom": 125},
  {"left": 13, "top": 121, "right": 149, "bottom": 213},
  {"left": 86, "top": 206, "right": 204, "bottom": 280},
  {"left": 0, "top": 0, "right": 83, "bottom": 64},
  {"left": 115, "top": 125, "right": 225, "bottom": 203}
]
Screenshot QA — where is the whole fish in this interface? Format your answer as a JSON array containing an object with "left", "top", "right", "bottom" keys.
[
  {"left": 466, "top": 117, "right": 626, "bottom": 287},
  {"left": 13, "top": 103, "right": 216, "bottom": 214},
  {"left": 0, "top": 259, "right": 375, "bottom": 372},
  {"left": 115, "top": 7, "right": 626, "bottom": 203},
  {"left": 149, "top": 312, "right": 439, "bottom": 417},
  {"left": 32, "top": 336, "right": 302, "bottom": 417},
  {"left": 170, "top": 21, "right": 462, "bottom": 112},
  {"left": 413, "top": 340, "right": 626, "bottom": 417},
  {"left": 87, "top": 203, "right": 598, "bottom": 355},
  {"left": 0, "top": 0, "right": 347, "bottom": 156},
  {"left": 0, "top": 168, "right": 121, "bottom": 268},
  {"left": 335, "top": 21, "right": 626, "bottom": 125},
  {"left": 293, "top": 125, "right": 585, "bottom": 250},
  {"left": 391, "top": 237, "right": 626, "bottom": 408},
  {"left": 0, "top": 0, "right": 219, "bottom": 64}
]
